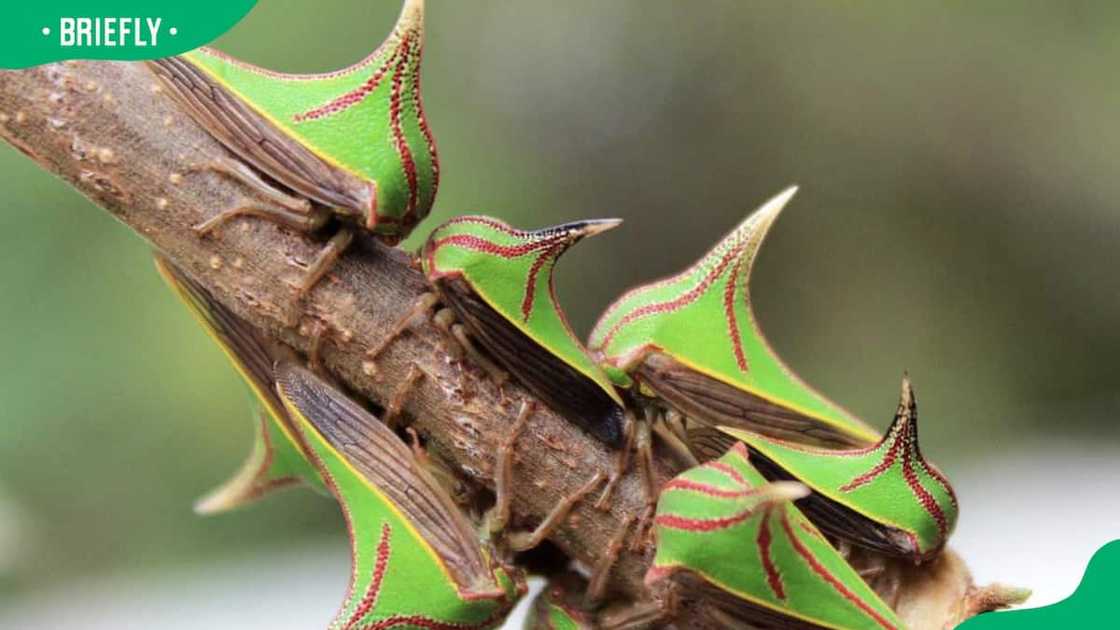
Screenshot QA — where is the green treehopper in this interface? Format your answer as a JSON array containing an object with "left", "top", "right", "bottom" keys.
[
  {"left": 374, "top": 214, "right": 628, "bottom": 448},
  {"left": 588, "top": 186, "right": 881, "bottom": 450},
  {"left": 159, "top": 257, "right": 524, "bottom": 628},
  {"left": 148, "top": 0, "right": 438, "bottom": 296},
  {"left": 648, "top": 442, "right": 905, "bottom": 630},
  {"left": 716, "top": 376, "right": 959, "bottom": 563},
  {"left": 277, "top": 364, "right": 525, "bottom": 629},
  {"left": 586, "top": 186, "right": 959, "bottom": 560}
]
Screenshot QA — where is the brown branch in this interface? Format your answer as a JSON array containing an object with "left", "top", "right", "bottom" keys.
[{"left": 0, "top": 61, "right": 1011, "bottom": 629}]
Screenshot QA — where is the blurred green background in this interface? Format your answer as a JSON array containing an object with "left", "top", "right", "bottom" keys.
[{"left": 1, "top": 0, "right": 1118, "bottom": 624}]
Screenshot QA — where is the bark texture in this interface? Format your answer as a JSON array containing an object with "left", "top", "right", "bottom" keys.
[{"left": 0, "top": 61, "right": 1010, "bottom": 629}]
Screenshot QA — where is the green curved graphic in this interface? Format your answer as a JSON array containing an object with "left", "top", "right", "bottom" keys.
[
  {"left": 960, "top": 540, "right": 1120, "bottom": 629},
  {"left": 4, "top": 1, "right": 255, "bottom": 69}
]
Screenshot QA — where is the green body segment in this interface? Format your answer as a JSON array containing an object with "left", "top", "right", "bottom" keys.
[
  {"left": 421, "top": 215, "right": 627, "bottom": 445},
  {"left": 171, "top": 0, "right": 437, "bottom": 237},
  {"left": 588, "top": 187, "right": 879, "bottom": 446},
  {"left": 722, "top": 378, "right": 958, "bottom": 560},
  {"left": 422, "top": 216, "right": 622, "bottom": 405},
  {"left": 647, "top": 443, "right": 903, "bottom": 630},
  {"left": 276, "top": 365, "right": 522, "bottom": 630},
  {"left": 154, "top": 257, "right": 323, "bottom": 513}
]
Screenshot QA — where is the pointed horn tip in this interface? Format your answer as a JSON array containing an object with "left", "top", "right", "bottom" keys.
[
  {"left": 759, "top": 481, "right": 810, "bottom": 504},
  {"left": 581, "top": 218, "right": 624, "bottom": 236},
  {"left": 397, "top": 0, "right": 425, "bottom": 31},
  {"left": 899, "top": 372, "right": 915, "bottom": 408},
  {"left": 750, "top": 185, "right": 799, "bottom": 229},
  {"left": 192, "top": 494, "right": 233, "bottom": 516},
  {"left": 767, "top": 184, "right": 799, "bottom": 212}
]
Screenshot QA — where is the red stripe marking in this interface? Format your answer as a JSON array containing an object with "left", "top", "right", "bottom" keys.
[
  {"left": 430, "top": 234, "right": 553, "bottom": 260},
  {"left": 343, "top": 523, "right": 394, "bottom": 629},
  {"left": 662, "top": 477, "right": 756, "bottom": 499},
  {"left": 360, "top": 613, "right": 498, "bottom": 630},
  {"left": 723, "top": 251, "right": 749, "bottom": 372},
  {"left": 705, "top": 460, "right": 750, "bottom": 490},
  {"left": 757, "top": 508, "right": 785, "bottom": 599},
  {"left": 596, "top": 241, "right": 743, "bottom": 351},
  {"left": 838, "top": 441, "right": 897, "bottom": 492},
  {"left": 780, "top": 514, "right": 897, "bottom": 630},
  {"left": 410, "top": 44, "right": 439, "bottom": 209},
  {"left": 389, "top": 34, "right": 419, "bottom": 216},
  {"left": 654, "top": 509, "right": 755, "bottom": 533},
  {"left": 293, "top": 50, "right": 398, "bottom": 122},
  {"left": 520, "top": 245, "right": 561, "bottom": 320},
  {"left": 924, "top": 462, "right": 959, "bottom": 509},
  {"left": 839, "top": 416, "right": 951, "bottom": 552},
  {"left": 441, "top": 216, "right": 524, "bottom": 236},
  {"left": 901, "top": 437, "right": 948, "bottom": 540}
]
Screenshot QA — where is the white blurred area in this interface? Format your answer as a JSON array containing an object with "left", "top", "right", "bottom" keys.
[
  {"left": 0, "top": 442, "right": 1116, "bottom": 629},
  {"left": 951, "top": 439, "right": 1120, "bottom": 609}
]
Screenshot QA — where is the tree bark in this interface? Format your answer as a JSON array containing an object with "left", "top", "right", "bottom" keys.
[{"left": 0, "top": 61, "right": 1009, "bottom": 629}]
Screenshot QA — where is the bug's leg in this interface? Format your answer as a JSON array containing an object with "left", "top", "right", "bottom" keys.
[
  {"left": 594, "top": 412, "right": 637, "bottom": 510},
  {"left": 487, "top": 400, "right": 535, "bottom": 535},
  {"left": 428, "top": 308, "right": 508, "bottom": 397},
  {"left": 294, "top": 227, "right": 355, "bottom": 298},
  {"left": 189, "top": 156, "right": 320, "bottom": 235},
  {"left": 507, "top": 471, "right": 605, "bottom": 552},
  {"left": 364, "top": 292, "right": 441, "bottom": 373},
  {"left": 431, "top": 308, "right": 466, "bottom": 361},
  {"left": 384, "top": 364, "right": 426, "bottom": 431},
  {"left": 302, "top": 320, "right": 330, "bottom": 374},
  {"left": 630, "top": 417, "right": 658, "bottom": 551},
  {"left": 663, "top": 408, "right": 691, "bottom": 448},
  {"left": 431, "top": 310, "right": 509, "bottom": 388},
  {"left": 404, "top": 427, "right": 470, "bottom": 506},
  {"left": 405, "top": 427, "right": 430, "bottom": 466},
  {"left": 584, "top": 514, "right": 634, "bottom": 606},
  {"left": 651, "top": 416, "right": 698, "bottom": 470},
  {"left": 451, "top": 323, "right": 509, "bottom": 387}
]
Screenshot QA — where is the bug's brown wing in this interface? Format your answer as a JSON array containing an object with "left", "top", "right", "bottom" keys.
[
  {"left": 638, "top": 352, "right": 869, "bottom": 449},
  {"left": 274, "top": 363, "right": 497, "bottom": 590},
  {"left": 148, "top": 57, "right": 371, "bottom": 214},
  {"left": 437, "top": 278, "right": 625, "bottom": 448},
  {"left": 688, "top": 427, "right": 917, "bottom": 559}
]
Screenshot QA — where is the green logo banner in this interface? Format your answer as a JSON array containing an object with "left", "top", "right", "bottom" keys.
[
  {"left": 960, "top": 540, "right": 1120, "bottom": 628},
  {"left": 3, "top": 1, "right": 256, "bottom": 69}
]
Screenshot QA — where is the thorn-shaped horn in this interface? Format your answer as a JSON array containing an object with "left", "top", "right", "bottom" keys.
[
  {"left": 519, "top": 218, "right": 622, "bottom": 263},
  {"left": 883, "top": 372, "right": 920, "bottom": 452}
]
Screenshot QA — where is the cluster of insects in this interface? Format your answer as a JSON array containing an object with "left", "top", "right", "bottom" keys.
[{"left": 147, "top": 1, "right": 962, "bottom": 628}]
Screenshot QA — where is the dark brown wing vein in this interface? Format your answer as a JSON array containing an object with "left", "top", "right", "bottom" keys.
[
  {"left": 147, "top": 57, "right": 370, "bottom": 213},
  {"left": 684, "top": 425, "right": 740, "bottom": 463},
  {"left": 274, "top": 363, "right": 493, "bottom": 590},
  {"left": 437, "top": 278, "right": 625, "bottom": 447},
  {"left": 639, "top": 353, "right": 869, "bottom": 449}
]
